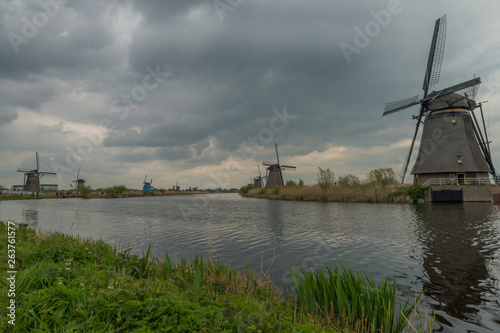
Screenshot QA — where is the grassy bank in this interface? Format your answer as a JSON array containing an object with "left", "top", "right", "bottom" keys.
[
  {"left": 243, "top": 184, "right": 427, "bottom": 203},
  {"left": 0, "top": 222, "right": 432, "bottom": 332},
  {"left": 0, "top": 190, "right": 207, "bottom": 201}
]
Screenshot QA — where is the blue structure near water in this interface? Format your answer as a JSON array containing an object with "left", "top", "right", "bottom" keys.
[{"left": 143, "top": 184, "right": 152, "bottom": 192}]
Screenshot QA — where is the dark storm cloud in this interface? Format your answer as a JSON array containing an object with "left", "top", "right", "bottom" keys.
[
  {"left": 106, "top": 0, "right": 400, "bottom": 157},
  {"left": 0, "top": 1, "right": 117, "bottom": 77}
]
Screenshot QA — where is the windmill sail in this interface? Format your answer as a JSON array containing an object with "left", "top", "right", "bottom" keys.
[{"left": 423, "top": 15, "right": 446, "bottom": 93}]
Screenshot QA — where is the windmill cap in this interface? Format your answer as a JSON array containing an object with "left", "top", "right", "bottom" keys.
[{"left": 428, "top": 92, "right": 476, "bottom": 112}]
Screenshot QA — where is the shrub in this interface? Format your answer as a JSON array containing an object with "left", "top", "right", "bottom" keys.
[
  {"left": 104, "top": 185, "right": 127, "bottom": 197},
  {"left": 404, "top": 184, "right": 429, "bottom": 202},
  {"left": 78, "top": 185, "right": 92, "bottom": 198},
  {"left": 272, "top": 186, "right": 280, "bottom": 195},
  {"left": 258, "top": 188, "right": 266, "bottom": 195},
  {"left": 316, "top": 167, "right": 335, "bottom": 193},
  {"left": 337, "top": 174, "right": 361, "bottom": 187},
  {"left": 239, "top": 184, "right": 254, "bottom": 194},
  {"left": 366, "top": 168, "right": 397, "bottom": 188},
  {"left": 285, "top": 180, "right": 297, "bottom": 186},
  {"left": 298, "top": 179, "right": 304, "bottom": 186}
]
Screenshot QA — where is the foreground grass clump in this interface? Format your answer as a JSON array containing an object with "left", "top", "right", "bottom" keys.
[
  {"left": 0, "top": 223, "right": 432, "bottom": 332},
  {"left": 290, "top": 264, "right": 430, "bottom": 332}
]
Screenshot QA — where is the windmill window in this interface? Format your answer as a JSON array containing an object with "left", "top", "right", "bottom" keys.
[
  {"left": 452, "top": 115, "right": 456, "bottom": 124},
  {"left": 457, "top": 155, "right": 463, "bottom": 164}
]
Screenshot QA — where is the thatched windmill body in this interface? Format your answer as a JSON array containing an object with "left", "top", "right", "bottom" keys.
[
  {"left": 383, "top": 15, "right": 496, "bottom": 184},
  {"left": 17, "top": 152, "right": 57, "bottom": 193},
  {"left": 263, "top": 143, "right": 296, "bottom": 188}
]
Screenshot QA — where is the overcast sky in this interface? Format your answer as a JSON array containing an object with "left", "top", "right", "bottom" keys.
[{"left": 1, "top": 0, "right": 500, "bottom": 190}]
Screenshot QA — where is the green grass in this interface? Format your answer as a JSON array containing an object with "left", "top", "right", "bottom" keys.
[
  {"left": 0, "top": 195, "right": 39, "bottom": 201},
  {"left": 289, "top": 263, "right": 431, "bottom": 332},
  {"left": 0, "top": 222, "right": 433, "bottom": 332}
]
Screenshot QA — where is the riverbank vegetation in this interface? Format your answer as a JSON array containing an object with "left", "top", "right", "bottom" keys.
[
  {"left": 242, "top": 168, "right": 429, "bottom": 203},
  {"left": 0, "top": 223, "right": 432, "bottom": 332},
  {"left": 0, "top": 185, "right": 207, "bottom": 200}
]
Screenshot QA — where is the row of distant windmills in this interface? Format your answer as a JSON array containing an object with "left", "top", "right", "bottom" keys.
[
  {"left": 15, "top": 153, "right": 177, "bottom": 194},
  {"left": 252, "top": 143, "right": 296, "bottom": 188},
  {"left": 16, "top": 152, "right": 86, "bottom": 193}
]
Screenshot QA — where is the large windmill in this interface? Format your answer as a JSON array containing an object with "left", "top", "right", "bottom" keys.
[
  {"left": 17, "top": 152, "right": 57, "bottom": 193},
  {"left": 263, "top": 143, "right": 296, "bottom": 188},
  {"left": 70, "top": 168, "right": 86, "bottom": 190},
  {"left": 383, "top": 15, "right": 495, "bottom": 185}
]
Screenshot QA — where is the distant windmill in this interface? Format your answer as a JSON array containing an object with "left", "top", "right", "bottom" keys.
[
  {"left": 143, "top": 174, "right": 153, "bottom": 192},
  {"left": 253, "top": 165, "right": 266, "bottom": 188},
  {"left": 263, "top": 143, "right": 296, "bottom": 187},
  {"left": 70, "top": 168, "right": 86, "bottom": 190},
  {"left": 17, "top": 152, "right": 57, "bottom": 193},
  {"left": 383, "top": 15, "right": 495, "bottom": 184}
]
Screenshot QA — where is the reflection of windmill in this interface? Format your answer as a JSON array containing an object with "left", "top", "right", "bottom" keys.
[
  {"left": 143, "top": 174, "right": 153, "bottom": 192},
  {"left": 263, "top": 143, "right": 296, "bottom": 188},
  {"left": 17, "top": 152, "right": 57, "bottom": 193},
  {"left": 383, "top": 15, "right": 495, "bottom": 184},
  {"left": 253, "top": 165, "right": 267, "bottom": 188},
  {"left": 70, "top": 168, "right": 86, "bottom": 190}
]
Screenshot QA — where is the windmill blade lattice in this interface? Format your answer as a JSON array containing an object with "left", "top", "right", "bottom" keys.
[
  {"left": 426, "top": 77, "right": 481, "bottom": 101},
  {"left": 383, "top": 95, "right": 420, "bottom": 116},
  {"left": 424, "top": 14, "right": 446, "bottom": 92}
]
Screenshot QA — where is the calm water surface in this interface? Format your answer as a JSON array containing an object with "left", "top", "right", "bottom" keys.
[{"left": 1, "top": 194, "right": 499, "bottom": 332}]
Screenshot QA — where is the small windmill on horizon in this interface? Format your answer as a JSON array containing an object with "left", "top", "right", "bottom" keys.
[
  {"left": 383, "top": 14, "right": 496, "bottom": 185},
  {"left": 263, "top": 143, "right": 296, "bottom": 187},
  {"left": 17, "top": 152, "right": 57, "bottom": 194},
  {"left": 70, "top": 168, "right": 86, "bottom": 190},
  {"left": 143, "top": 175, "right": 153, "bottom": 192},
  {"left": 253, "top": 165, "right": 266, "bottom": 188}
]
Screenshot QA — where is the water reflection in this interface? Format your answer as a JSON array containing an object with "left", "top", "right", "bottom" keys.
[
  {"left": 263, "top": 200, "right": 286, "bottom": 244},
  {"left": 22, "top": 208, "right": 39, "bottom": 226},
  {"left": 413, "top": 203, "right": 500, "bottom": 331}
]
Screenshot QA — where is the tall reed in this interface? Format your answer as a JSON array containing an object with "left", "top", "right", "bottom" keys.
[
  {"left": 248, "top": 184, "right": 412, "bottom": 203},
  {"left": 289, "top": 262, "right": 421, "bottom": 332}
]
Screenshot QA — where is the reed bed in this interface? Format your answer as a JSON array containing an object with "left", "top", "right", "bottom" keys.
[
  {"left": 289, "top": 263, "right": 431, "bottom": 332},
  {"left": 1, "top": 222, "right": 432, "bottom": 332},
  {"left": 247, "top": 184, "right": 414, "bottom": 203}
]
